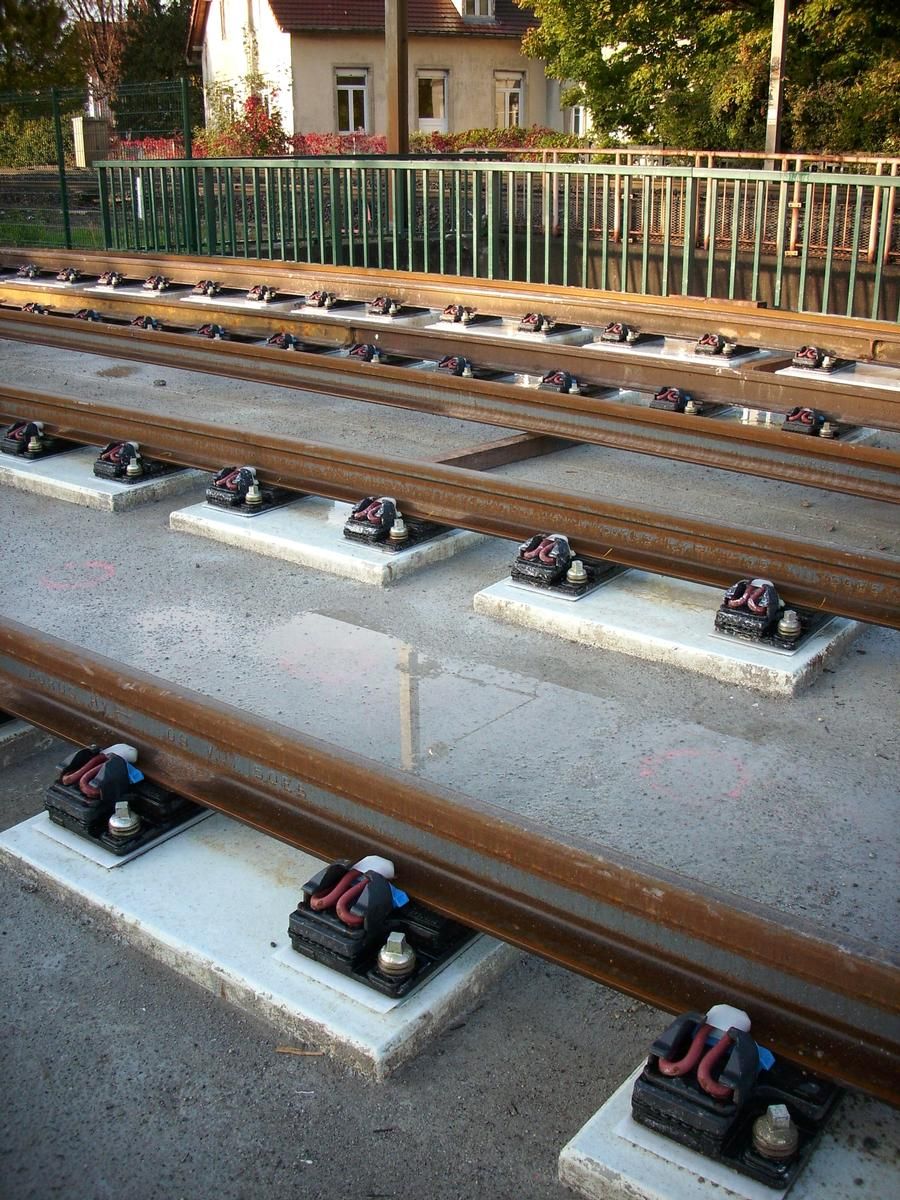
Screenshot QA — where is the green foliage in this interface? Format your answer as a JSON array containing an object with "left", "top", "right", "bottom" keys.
[
  {"left": 0, "top": 0, "right": 82, "bottom": 91},
  {"left": 408, "top": 125, "right": 589, "bottom": 154},
  {"left": 518, "top": 0, "right": 900, "bottom": 152},
  {"left": 119, "top": 0, "right": 195, "bottom": 85},
  {"left": 0, "top": 108, "right": 75, "bottom": 166}
]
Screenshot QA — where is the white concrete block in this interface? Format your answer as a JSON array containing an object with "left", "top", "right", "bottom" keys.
[
  {"left": 0, "top": 446, "right": 204, "bottom": 511},
  {"left": 426, "top": 317, "right": 593, "bottom": 346},
  {"left": 36, "top": 808, "right": 212, "bottom": 868},
  {"left": 170, "top": 496, "right": 484, "bottom": 585},
  {"left": 291, "top": 303, "right": 438, "bottom": 327},
  {"left": 559, "top": 1064, "right": 900, "bottom": 1200},
  {"left": 0, "top": 811, "right": 516, "bottom": 1078},
  {"left": 473, "top": 570, "right": 860, "bottom": 696},
  {"left": 84, "top": 283, "right": 193, "bottom": 301},
  {"left": 180, "top": 291, "right": 296, "bottom": 313}
]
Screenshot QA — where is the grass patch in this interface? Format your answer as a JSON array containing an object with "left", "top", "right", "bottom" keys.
[{"left": 0, "top": 217, "right": 103, "bottom": 248}]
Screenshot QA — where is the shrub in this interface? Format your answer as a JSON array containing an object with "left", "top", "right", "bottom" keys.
[
  {"left": 0, "top": 110, "right": 76, "bottom": 167},
  {"left": 111, "top": 135, "right": 185, "bottom": 160},
  {"left": 291, "top": 132, "right": 387, "bottom": 155},
  {"left": 192, "top": 94, "right": 289, "bottom": 157}
]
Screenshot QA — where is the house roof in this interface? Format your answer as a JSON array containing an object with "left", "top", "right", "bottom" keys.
[
  {"left": 268, "top": 1, "right": 535, "bottom": 38},
  {"left": 188, "top": 1, "right": 535, "bottom": 55}
]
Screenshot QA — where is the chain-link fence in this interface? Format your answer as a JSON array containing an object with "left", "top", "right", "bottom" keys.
[{"left": 0, "top": 79, "right": 199, "bottom": 249}]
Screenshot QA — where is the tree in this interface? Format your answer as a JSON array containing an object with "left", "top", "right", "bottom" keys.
[
  {"left": 0, "top": 0, "right": 82, "bottom": 91},
  {"left": 65, "top": 0, "right": 130, "bottom": 96},
  {"left": 118, "top": 0, "right": 194, "bottom": 85},
  {"left": 518, "top": 1, "right": 900, "bottom": 152}
]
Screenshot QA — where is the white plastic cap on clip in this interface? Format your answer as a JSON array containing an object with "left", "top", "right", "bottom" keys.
[
  {"left": 102, "top": 743, "right": 139, "bottom": 763},
  {"left": 706, "top": 1003, "right": 751, "bottom": 1034},
  {"left": 352, "top": 855, "right": 395, "bottom": 879}
]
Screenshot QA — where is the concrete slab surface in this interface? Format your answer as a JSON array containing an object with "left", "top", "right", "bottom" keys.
[
  {"left": 0, "top": 719, "right": 53, "bottom": 769},
  {"left": 0, "top": 809, "right": 515, "bottom": 1078},
  {"left": 0, "top": 445, "right": 204, "bottom": 511},
  {"left": 0, "top": 338, "right": 896, "bottom": 952},
  {"left": 170, "top": 497, "right": 485, "bottom": 584},
  {"left": 559, "top": 1065, "right": 900, "bottom": 1200},
  {"left": 0, "top": 332, "right": 897, "bottom": 1200},
  {"left": 473, "top": 571, "right": 860, "bottom": 696}
]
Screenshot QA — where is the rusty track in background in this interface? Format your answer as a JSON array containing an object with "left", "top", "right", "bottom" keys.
[
  {"left": 0, "top": 619, "right": 897, "bottom": 1104},
  {"left": 2, "top": 386, "right": 898, "bottom": 628},
  {"left": 1, "top": 309, "right": 899, "bottom": 505},
  {"left": 3, "top": 252, "right": 900, "bottom": 436},
  {"left": 4, "top": 246, "right": 900, "bottom": 363}
]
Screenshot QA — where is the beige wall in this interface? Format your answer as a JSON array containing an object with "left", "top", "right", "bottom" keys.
[
  {"left": 291, "top": 33, "right": 560, "bottom": 136},
  {"left": 202, "top": 0, "right": 295, "bottom": 134}
]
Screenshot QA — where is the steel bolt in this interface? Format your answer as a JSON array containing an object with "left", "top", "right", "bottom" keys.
[
  {"left": 752, "top": 1104, "right": 799, "bottom": 1161},
  {"left": 684, "top": 399, "right": 703, "bottom": 415},
  {"left": 389, "top": 516, "right": 409, "bottom": 543},
  {"left": 26, "top": 434, "right": 42, "bottom": 454},
  {"left": 723, "top": 341, "right": 738, "bottom": 356},
  {"left": 566, "top": 559, "right": 588, "bottom": 585},
  {"left": 777, "top": 609, "right": 802, "bottom": 640},
  {"left": 125, "top": 454, "right": 143, "bottom": 478},
  {"left": 244, "top": 482, "right": 263, "bottom": 507},
  {"left": 108, "top": 800, "right": 141, "bottom": 839},
  {"left": 819, "top": 421, "right": 839, "bottom": 438},
  {"left": 377, "top": 931, "right": 416, "bottom": 978}
]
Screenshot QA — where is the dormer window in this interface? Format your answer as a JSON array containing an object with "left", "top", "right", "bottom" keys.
[{"left": 457, "top": 0, "right": 495, "bottom": 18}]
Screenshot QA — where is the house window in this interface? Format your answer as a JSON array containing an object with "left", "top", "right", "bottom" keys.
[
  {"left": 565, "top": 106, "right": 587, "bottom": 136},
  {"left": 463, "top": 0, "right": 494, "bottom": 16},
  {"left": 417, "top": 70, "right": 448, "bottom": 134},
  {"left": 495, "top": 72, "right": 524, "bottom": 128},
  {"left": 336, "top": 69, "right": 369, "bottom": 134}
]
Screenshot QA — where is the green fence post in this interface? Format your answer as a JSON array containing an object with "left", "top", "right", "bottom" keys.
[
  {"left": 203, "top": 166, "right": 217, "bottom": 254},
  {"left": 97, "top": 167, "right": 113, "bottom": 249},
  {"left": 182, "top": 162, "right": 200, "bottom": 253},
  {"left": 180, "top": 76, "right": 193, "bottom": 160},
  {"left": 50, "top": 87, "right": 72, "bottom": 250}
]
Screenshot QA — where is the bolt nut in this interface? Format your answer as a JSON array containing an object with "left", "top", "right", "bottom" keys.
[
  {"left": 752, "top": 1104, "right": 799, "bottom": 1161},
  {"left": 108, "top": 800, "right": 141, "bottom": 839},
  {"left": 566, "top": 559, "right": 588, "bottom": 585},
  {"left": 389, "top": 516, "right": 409, "bottom": 543},
  {"left": 377, "top": 931, "right": 416, "bottom": 978},
  {"left": 777, "top": 609, "right": 802, "bottom": 639}
]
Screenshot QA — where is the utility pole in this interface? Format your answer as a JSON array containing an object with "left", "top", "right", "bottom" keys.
[
  {"left": 386, "top": 0, "right": 409, "bottom": 155},
  {"left": 765, "top": 0, "right": 789, "bottom": 157}
]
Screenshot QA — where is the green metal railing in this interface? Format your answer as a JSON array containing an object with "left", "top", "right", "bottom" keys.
[{"left": 95, "top": 157, "right": 900, "bottom": 320}]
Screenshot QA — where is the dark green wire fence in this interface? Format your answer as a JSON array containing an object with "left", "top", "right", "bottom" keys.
[{"left": 0, "top": 79, "right": 197, "bottom": 251}]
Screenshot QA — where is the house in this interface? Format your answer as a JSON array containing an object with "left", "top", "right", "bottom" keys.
[{"left": 187, "top": 0, "right": 582, "bottom": 139}]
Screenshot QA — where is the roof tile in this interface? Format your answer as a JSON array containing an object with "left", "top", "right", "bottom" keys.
[{"left": 267, "top": 0, "right": 535, "bottom": 39}]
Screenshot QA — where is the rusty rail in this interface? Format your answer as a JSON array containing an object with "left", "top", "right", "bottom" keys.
[
  {"left": 1, "top": 311, "right": 899, "bottom": 505},
  {"left": 0, "top": 618, "right": 897, "bottom": 1103},
  {"left": 2, "top": 387, "right": 899, "bottom": 629},
  {"left": 3, "top": 247, "right": 900, "bottom": 362}
]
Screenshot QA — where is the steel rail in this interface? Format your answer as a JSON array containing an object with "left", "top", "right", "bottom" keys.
[
  {"left": 5, "top": 246, "right": 900, "bottom": 363},
  {"left": 0, "top": 619, "right": 897, "bottom": 1103},
  {"left": 4, "top": 271, "right": 900, "bottom": 434},
  {"left": 1, "top": 312, "right": 899, "bottom": 505},
  {"left": 3, "top": 387, "right": 899, "bottom": 629}
]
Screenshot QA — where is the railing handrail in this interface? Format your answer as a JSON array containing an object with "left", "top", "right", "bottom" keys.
[{"left": 95, "top": 157, "right": 900, "bottom": 191}]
